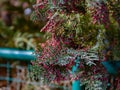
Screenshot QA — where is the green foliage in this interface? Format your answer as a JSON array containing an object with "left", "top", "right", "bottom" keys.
[
  {"left": 30, "top": 0, "right": 120, "bottom": 89},
  {"left": 56, "top": 12, "right": 98, "bottom": 48},
  {"left": 0, "top": 0, "right": 45, "bottom": 49}
]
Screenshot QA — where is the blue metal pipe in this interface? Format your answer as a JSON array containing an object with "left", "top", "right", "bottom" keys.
[
  {"left": 102, "top": 61, "right": 120, "bottom": 75},
  {"left": 72, "top": 56, "right": 82, "bottom": 90},
  {"left": 0, "top": 47, "right": 35, "bottom": 61},
  {"left": 101, "top": 61, "right": 117, "bottom": 75}
]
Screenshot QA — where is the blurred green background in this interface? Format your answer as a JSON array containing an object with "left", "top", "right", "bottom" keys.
[{"left": 0, "top": 0, "right": 44, "bottom": 50}]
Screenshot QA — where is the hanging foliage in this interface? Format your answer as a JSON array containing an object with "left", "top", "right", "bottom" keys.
[{"left": 31, "top": 0, "right": 120, "bottom": 89}]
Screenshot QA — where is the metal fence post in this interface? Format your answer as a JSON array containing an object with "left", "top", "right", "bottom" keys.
[{"left": 72, "top": 56, "right": 81, "bottom": 90}]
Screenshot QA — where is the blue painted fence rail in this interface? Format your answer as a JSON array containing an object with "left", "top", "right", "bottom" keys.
[
  {"left": 0, "top": 47, "right": 35, "bottom": 61},
  {"left": 0, "top": 47, "right": 120, "bottom": 90}
]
